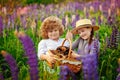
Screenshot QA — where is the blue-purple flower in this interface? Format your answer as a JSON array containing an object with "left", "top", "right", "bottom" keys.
[
  {"left": 116, "top": 58, "right": 120, "bottom": 80},
  {"left": 0, "top": 16, "right": 3, "bottom": 36},
  {"left": 59, "top": 66, "right": 77, "bottom": 80},
  {"left": 81, "top": 53, "right": 99, "bottom": 80},
  {"left": 16, "top": 31, "right": 39, "bottom": 80},
  {"left": 0, "top": 72, "right": 4, "bottom": 80},
  {"left": 1, "top": 51, "right": 19, "bottom": 80}
]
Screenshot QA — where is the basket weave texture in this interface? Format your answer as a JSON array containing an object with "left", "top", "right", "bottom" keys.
[{"left": 47, "top": 39, "right": 82, "bottom": 73}]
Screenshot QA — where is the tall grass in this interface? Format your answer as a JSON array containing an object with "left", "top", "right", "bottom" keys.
[{"left": 0, "top": 0, "right": 120, "bottom": 80}]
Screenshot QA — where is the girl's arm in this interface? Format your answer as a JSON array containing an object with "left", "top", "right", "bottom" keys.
[
  {"left": 71, "top": 51, "right": 80, "bottom": 58},
  {"left": 72, "top": 38, "right": 80, "bottom": 49}
]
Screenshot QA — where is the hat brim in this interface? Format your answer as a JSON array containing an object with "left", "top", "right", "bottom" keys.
[{"left": 71, "top": 25, "right": 99, "bottom": 34}]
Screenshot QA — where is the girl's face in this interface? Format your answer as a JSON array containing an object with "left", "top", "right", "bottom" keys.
[
  {"left": 48, "top": 28, "right": 60, "bottom": 41},
  {"left": 78, "top": 27, "right": 92, "bottom": 40}
]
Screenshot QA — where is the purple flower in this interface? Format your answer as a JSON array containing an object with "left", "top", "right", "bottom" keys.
[
  {"left": 108, "top": 26, "right": 119, "bottom": 49},
  {"left": 59, "top": 66, "right": 77, "bottom": 80},
  {"left": 0, "top": 72, "right": 4, "bottom": 80},
  {"left": 106, "top": 37, "right": 111, "bottom": 48},
  {"left": 71, "top": 14, "right": 80, "bottom": 28},
  {"left": 0, "top": 16, "right": 3, "bottom": 36},
  {"left": 116, "top": 74, "right": 120, "bottom": 80},
  {"left": 81, "top": 53, "right": 99, "bottom": 80},
  {"left": 16, "top": 31, "right": 39, "bottom": 80},
  {"left": 20, "top": 15, "right": 27, "bottom": 29},
  {"left": 91, "top": 17, "right": 96, "bottom": 25},
  {"left": 98, "top": 16, "right": 102, "bottom": 25},
  {"left": 1, "top": 51, "right": 19, "bottom": 80},
  {"left": 59, "top": 66, "right": 69, "bottom": 80}
]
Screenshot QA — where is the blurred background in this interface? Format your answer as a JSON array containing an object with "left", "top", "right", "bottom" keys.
[{"left": 0, "top": 0, "right": 120, "bottom": 80}]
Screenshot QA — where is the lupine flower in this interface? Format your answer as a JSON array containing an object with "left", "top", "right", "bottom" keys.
[
  {"left": 109, "top": 26, "right": 119, "bottom": 49},
  {"left": 0, "top": 16, "right": 3, "bottom": 36},
  {"left": 93, "top": 39, "right": 99, "bottom": 54},
  {"left": 108, "top": 8, "right": 111, "bottom": 17},
  {"left": 82, "top": 53, "right": 99, "bottom": 80},
  {"left": 74, "top": 2, "right": 83, "bottom": 10},
  {"left": 106, "top": 37, "right": 111, "bottom": 48},
  {"left": 59, "top": 66, "right": 77, "bottom": 80},
  {"left": 15, "top": 31, "right": 39, "bottom": 80},
  {"left": 20, "top": 15, "right": 27, "bottom": 29},
  {"left": 92, "top": 1, "right": 101, "bottom": 11},
  {"left": 90, "top": 5, "right": 94, "bottom": 12},
  {"left": 7, "top": 15, "right": 11, "bottom": 28},
  {"left": 107, "top": 16, "right": 115, "bottom": 26},
  {"left": 71, "top": 14, "right": 79, "bottom": 28},
  {"left": 59, "top": 66, "right": 69, "bottom": 80},
  {"left": 1, "top": 50, "right": 18, "bottom": 80},
  {"left": 83, "top": 7, "right": 87, "bottom": 16},
  {"left": 98, "top": 16, "right": 102, "bottom": 25},
  {"left": 91, "top": 17, "right": 96, "bottom": 25},
  {"left": 0, "top": 71, "right": 4, "bottom": 80},
  {"left": 116, "top": 58, "right": 120, "bottom": 80},
  {"left": 99, "top": 4, "right": 103, "bottom": 12},
  {"left": 86, "top": 11, "right": 89, "bottom": 18},
  {"left": 76, "top": 40, "right": 99, "bottom": 80},
  {"left": 116, "top": 74, "right": 120, "bottom": 80}
]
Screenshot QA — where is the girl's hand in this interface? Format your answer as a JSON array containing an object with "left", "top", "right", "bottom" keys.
[
  {"left": 71, "top": 51, "right": 80, "bottom": 58},
  {"left": 66, "top": 30, "right": 73, "bottom": 41}
]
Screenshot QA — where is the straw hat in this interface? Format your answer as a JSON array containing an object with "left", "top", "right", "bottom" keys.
[{"left": 71, "top": 19, "right": 99, "bottom": 34}]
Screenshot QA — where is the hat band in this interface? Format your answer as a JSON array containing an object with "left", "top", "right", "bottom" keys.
[{"left": 77, "top": 24, "right": 92, "bottom": 27}]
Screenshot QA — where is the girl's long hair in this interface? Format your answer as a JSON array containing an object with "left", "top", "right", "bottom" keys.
[{"left": 89, "top": 28, "right": 94, "bottom": 45}]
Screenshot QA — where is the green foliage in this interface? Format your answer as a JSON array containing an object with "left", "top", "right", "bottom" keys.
[{"left": 25, "top": 0, "right": 65, "bottom": 5}]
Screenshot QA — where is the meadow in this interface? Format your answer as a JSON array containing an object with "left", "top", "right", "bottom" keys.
[{"left": 0, "top": 0, "right": 120, "bottom": 80}]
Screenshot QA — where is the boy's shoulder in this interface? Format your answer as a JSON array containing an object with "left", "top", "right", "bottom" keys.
[
  {"left": 41, "top": 39, "right": 48, "bottom": 41},
  {"left": 39, "top": 39, "right": 48, "bottom": 44}
]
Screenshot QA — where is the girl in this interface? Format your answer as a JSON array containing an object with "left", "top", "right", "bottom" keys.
[
  {"left": 66, "top": 19, "right": 99, "bottom": 57},
  {"left": 67, "top": 18, "right": 100, "bottom": 57},
  {"left": 62, "top": 19, "right": 100, "bottom": 80}
]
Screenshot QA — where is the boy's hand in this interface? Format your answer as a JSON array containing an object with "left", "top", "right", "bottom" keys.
[{"left": 46, "top": 54, "right": 56, "bottom": 68}]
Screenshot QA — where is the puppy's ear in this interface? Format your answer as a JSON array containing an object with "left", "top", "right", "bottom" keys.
[
  {"left": 49, "top": 50, "right": 57, "bottom": 55},
  {"left": 61, "top": 46, "right": 67, "bottom": 52}
]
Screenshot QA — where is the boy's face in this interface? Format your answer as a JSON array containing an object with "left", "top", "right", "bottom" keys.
[
  {"left": 77, "top": 27, "right": 92, "bottom": 40},
  {"left": 48, "top": 28, "right": 60, "bottom": 41}
]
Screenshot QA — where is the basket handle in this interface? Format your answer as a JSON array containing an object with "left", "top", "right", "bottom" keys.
[{"left": 61, "top": 38, "right": 72, "bottom": 59}]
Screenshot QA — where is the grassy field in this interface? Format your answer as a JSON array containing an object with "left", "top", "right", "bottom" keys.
[{"left": 0, "top": 0, "right": 120, "bottom": 80}]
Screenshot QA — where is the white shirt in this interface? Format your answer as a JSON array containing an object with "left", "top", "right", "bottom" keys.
[{"left": 38, "top": 38, "right": 69, "bottom": 59}]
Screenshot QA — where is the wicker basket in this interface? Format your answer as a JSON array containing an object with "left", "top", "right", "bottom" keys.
[{"left": 47, "top": 39, "right": 82, "bottom": 73}]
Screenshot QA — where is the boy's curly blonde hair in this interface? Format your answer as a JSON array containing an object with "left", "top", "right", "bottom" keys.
[{"left": 40, "top": 16, "right": 64, "bottom": 39}]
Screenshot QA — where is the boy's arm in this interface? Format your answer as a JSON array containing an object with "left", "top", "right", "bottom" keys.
[
  {"left": 40, "top": 54, "right": 48, "bottom": 61},
  {"left": 38, "top": 40, "right": 47, "bottom": 60}
]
